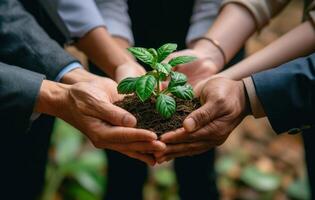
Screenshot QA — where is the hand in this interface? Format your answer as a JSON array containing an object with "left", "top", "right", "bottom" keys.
[
  {"left": 112, "top": 36, "right": 147, "bottom": 82},
  {"left": 155, "top": 78, "right": 250, "bottom": 163},
  {"left": 165, "top": 39, "right": 225, "bottom": 95},
  {"left": 35, "top": 78, "right": 165, "bottom": 165},
  {"left": 114, "top": 61, "right": 146, "bottom": 82}
]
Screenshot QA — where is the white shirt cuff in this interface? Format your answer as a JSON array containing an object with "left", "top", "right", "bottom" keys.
[{"left": 55, "top": 62, "right": 83, "bottom": 82}]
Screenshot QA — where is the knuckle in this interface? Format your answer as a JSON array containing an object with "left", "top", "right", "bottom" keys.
[
  {"left": 193, "top": 108, "right": 212, "bottom": 123},
  {"left": 215, "top": 96, "right": 226, "bottom": 106}
]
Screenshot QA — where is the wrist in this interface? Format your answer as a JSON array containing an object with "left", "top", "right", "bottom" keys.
[
  {"left": 34, "top": 80, "right": 70, "bottom": 117},
  {"left": 191, "top": 39, "right": 225, "bottom": 71},
  {"left": 239, "top": 80, "right": 251, "bottom": 116},
  {"left": 61, "top": 68, "right": 98, "bottom": 84}
]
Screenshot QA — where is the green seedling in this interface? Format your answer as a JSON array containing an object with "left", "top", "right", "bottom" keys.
[{"left": 117, "top": 43, "right": 197, "bottom": 118}]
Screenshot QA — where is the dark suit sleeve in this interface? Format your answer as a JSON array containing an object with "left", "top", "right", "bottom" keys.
[
  {"left": 0, "top": 62, "right": 45, "bottom": 133},
  {"left": 252, "top": 53, "right": 315, "bottom": 134},
  {"left": 0, "top": 0, "right": 78, "bottom": 81}
]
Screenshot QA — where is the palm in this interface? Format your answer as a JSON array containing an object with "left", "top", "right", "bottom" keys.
[
  {"left": 166, "top": 49, "right": 218, "bottom": 95},
  {"left": 115, "top": 61, "right": 146, "bottom": 83}
]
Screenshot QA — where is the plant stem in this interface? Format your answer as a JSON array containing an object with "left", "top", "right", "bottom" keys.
[
  {"left": 156, "top": 73, "right": 160, "bottom": 95},
  {"left": 161, "top": 88, "right": 169, "bottom": 95}
]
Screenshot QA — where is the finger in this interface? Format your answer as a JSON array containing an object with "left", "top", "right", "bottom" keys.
[
  {"left": 160, "top": 126, "right": 214, "bottom": 144},
  {"left": 183, "top": 102, "right": 217, "bottom": 132},
  {"left": 155, "top": 141, "right": 214, "bottom": 159},
  {"left": 112, "top": 140, "right": 166, "bottom": 153},
  {"left": 97, "top": 102, "right": 137, "bottom": 127},
  {"left": 194, "top": 79, "right": 208, "bottom": 97},
  {"left": 123, "top": 151, "right": 156, "bottom": 166},
  {"left": 159, "top": 128, "right": 189, "bottom": 144},
  {"left": 157, "top": 148, "right": 211, "bottom": 164},
  {"left": 163, "top": 52, "right": 178, "bottom": 63},
  {"left": 99, "top": 123, "right": 157, "bottom": 143}
]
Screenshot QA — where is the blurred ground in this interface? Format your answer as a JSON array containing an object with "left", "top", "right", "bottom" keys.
[{"left": 44, "top": 1, "right": 310, "bottom": 199}]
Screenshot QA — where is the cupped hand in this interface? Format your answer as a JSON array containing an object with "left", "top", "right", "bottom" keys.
[
  {"left": 58, "top": 78, "right": 165, "bottom": 165},
  {"left": 163, "top": 40, "right": 224, "bottom": 95},
  {"left": 155, "top": 78, "right": 250, "bottom": 163},
  {"left": 166, "top": 49, "right": 218, "bottom": 87},
  {"left": 114, "top": 61, "right": 146, "bottom": 83}
]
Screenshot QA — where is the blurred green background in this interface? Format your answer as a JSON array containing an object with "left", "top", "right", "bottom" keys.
[
  {"left": 42, "top": 1, "right": 310, "bottom": 199},
  {"left": 41, "top": 116, "right": 310, "bottom": 200}
]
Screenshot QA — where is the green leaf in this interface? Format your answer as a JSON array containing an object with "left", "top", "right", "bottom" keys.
[
  {"left": 159, "top": 73, "right": 167, "bottom": 81},
  {"left": 170, "top": 84, "right": 194, "bottom": 100},
  {"left": 73, "top": 170, "right": 102, "bottom": 195},
  {"left": 148, "top": 48, "right": 158, "bottom": 66},
  {"left": 215, "top": 156, "right": 238, "bottom": 175},
  {"left": 157, "top": 43, "right": 177, "bottom": 62},
  {"left": 168, "top": 71, "right": 187, "bottom": 88},
  {"left": 287, "top": 178, "right": 310, "bottom": 200},
  {"left": 53, "top": 120, "right": 82, "bottom": 165},
  {"left": 156, "top": 94, "right": 176, "bottom": 118},
  {"left": 168, "top": 56, "right": 197, "bottom": 66},
  {"left": 128, "top": 47, "right": 154, "bottom": 65},
  {"left": 136, "top": 75, "right": 157, "bottom": 102},
  {"left": 117, "top": 77, "right": 139, "bottom": 94},
  {"left": 155, "top": 63, "right": 172, "bottom": 75},
  {"left": 154, "top": 168, "right": 177, "bottom": 187},
  {"left": 148, "top": 48, "right": 158, "bottom": 58},
  {"left": 240, "top": 166, "right": 281, "bottom": 192}
]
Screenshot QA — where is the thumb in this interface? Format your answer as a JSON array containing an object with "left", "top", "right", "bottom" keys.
[
  {"left": 98, "top": 102, "right": 137, "bottom": 127},
  {"left": 183, "top": 102, "right": 216, "bottom": 132}
]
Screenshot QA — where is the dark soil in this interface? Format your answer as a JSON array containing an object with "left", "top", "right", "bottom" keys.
[{"left": 115, "top": 95, "right": 201, "bottom": 136}]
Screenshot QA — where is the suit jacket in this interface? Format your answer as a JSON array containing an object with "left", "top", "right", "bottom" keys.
[
  {"left": 252, "top": 53, "right": 315, "bottom": 135},
  {"left": 0, "top": 0, "right": 78, "bottom": 132},
  {"left": 0, "top": 63, "right": 44, "bottom": 134},
  {"left": 0, "top": 0, "right": 77, "bottom": 81}
]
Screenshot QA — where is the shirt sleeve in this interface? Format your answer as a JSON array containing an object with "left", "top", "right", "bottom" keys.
[
  {"left": 221, "top": 0, "right": 290, "bottom": 30},
  {"left": 95, "top": 0, "right": 134, "bottom": 45},
  {"left": 243, "top": 77, "right": 266, "bottom": 118},
  {"left": 38, "top": 0, "right": 107, "bottom": 42},
  {"left": 54, "top": 62, "right": 83, "bottom": 82},
  {"left": 186, "top": 0, "right": 222, "bottom": 44}
]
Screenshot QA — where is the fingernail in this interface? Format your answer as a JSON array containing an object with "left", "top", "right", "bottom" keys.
[
  {"left": 184, "top": 118, "right": 196, "bottom": 132},
  {"left": 122, "top": 114, "right": 136, "bottom": 127}
]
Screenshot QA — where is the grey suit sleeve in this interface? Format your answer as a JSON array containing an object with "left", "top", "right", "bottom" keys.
[
  {"left": 0, "top": 0, "right": 78, "bottom": 81},
  {"left": 0, "top": 62, "right": 45, "bottom": 133},
  {"left": 38, "top": 0, "right": 107, "bottom": 42},
  {"left": 186, "top": 0, "right": 222, "bottom": 44},
  {"left": 95, "top": 0, "right": 134, "bottom": 44}
]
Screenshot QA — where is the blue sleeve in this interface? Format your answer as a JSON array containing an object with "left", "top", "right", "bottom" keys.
[
  {"left": 38, "top": 0, "right": 107, "bottom": 42},
  {"left": 252, "top": 53, "right": 315, "bottom": 134},
  {"left": 186, "top": 0, "right": 221, "bottom": 44},
  {"left": 54, "top": 62, "right": 83, "bottom": 82},
  {"left": 96, "top": 0, "right": 134, "bottom": 45}
]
